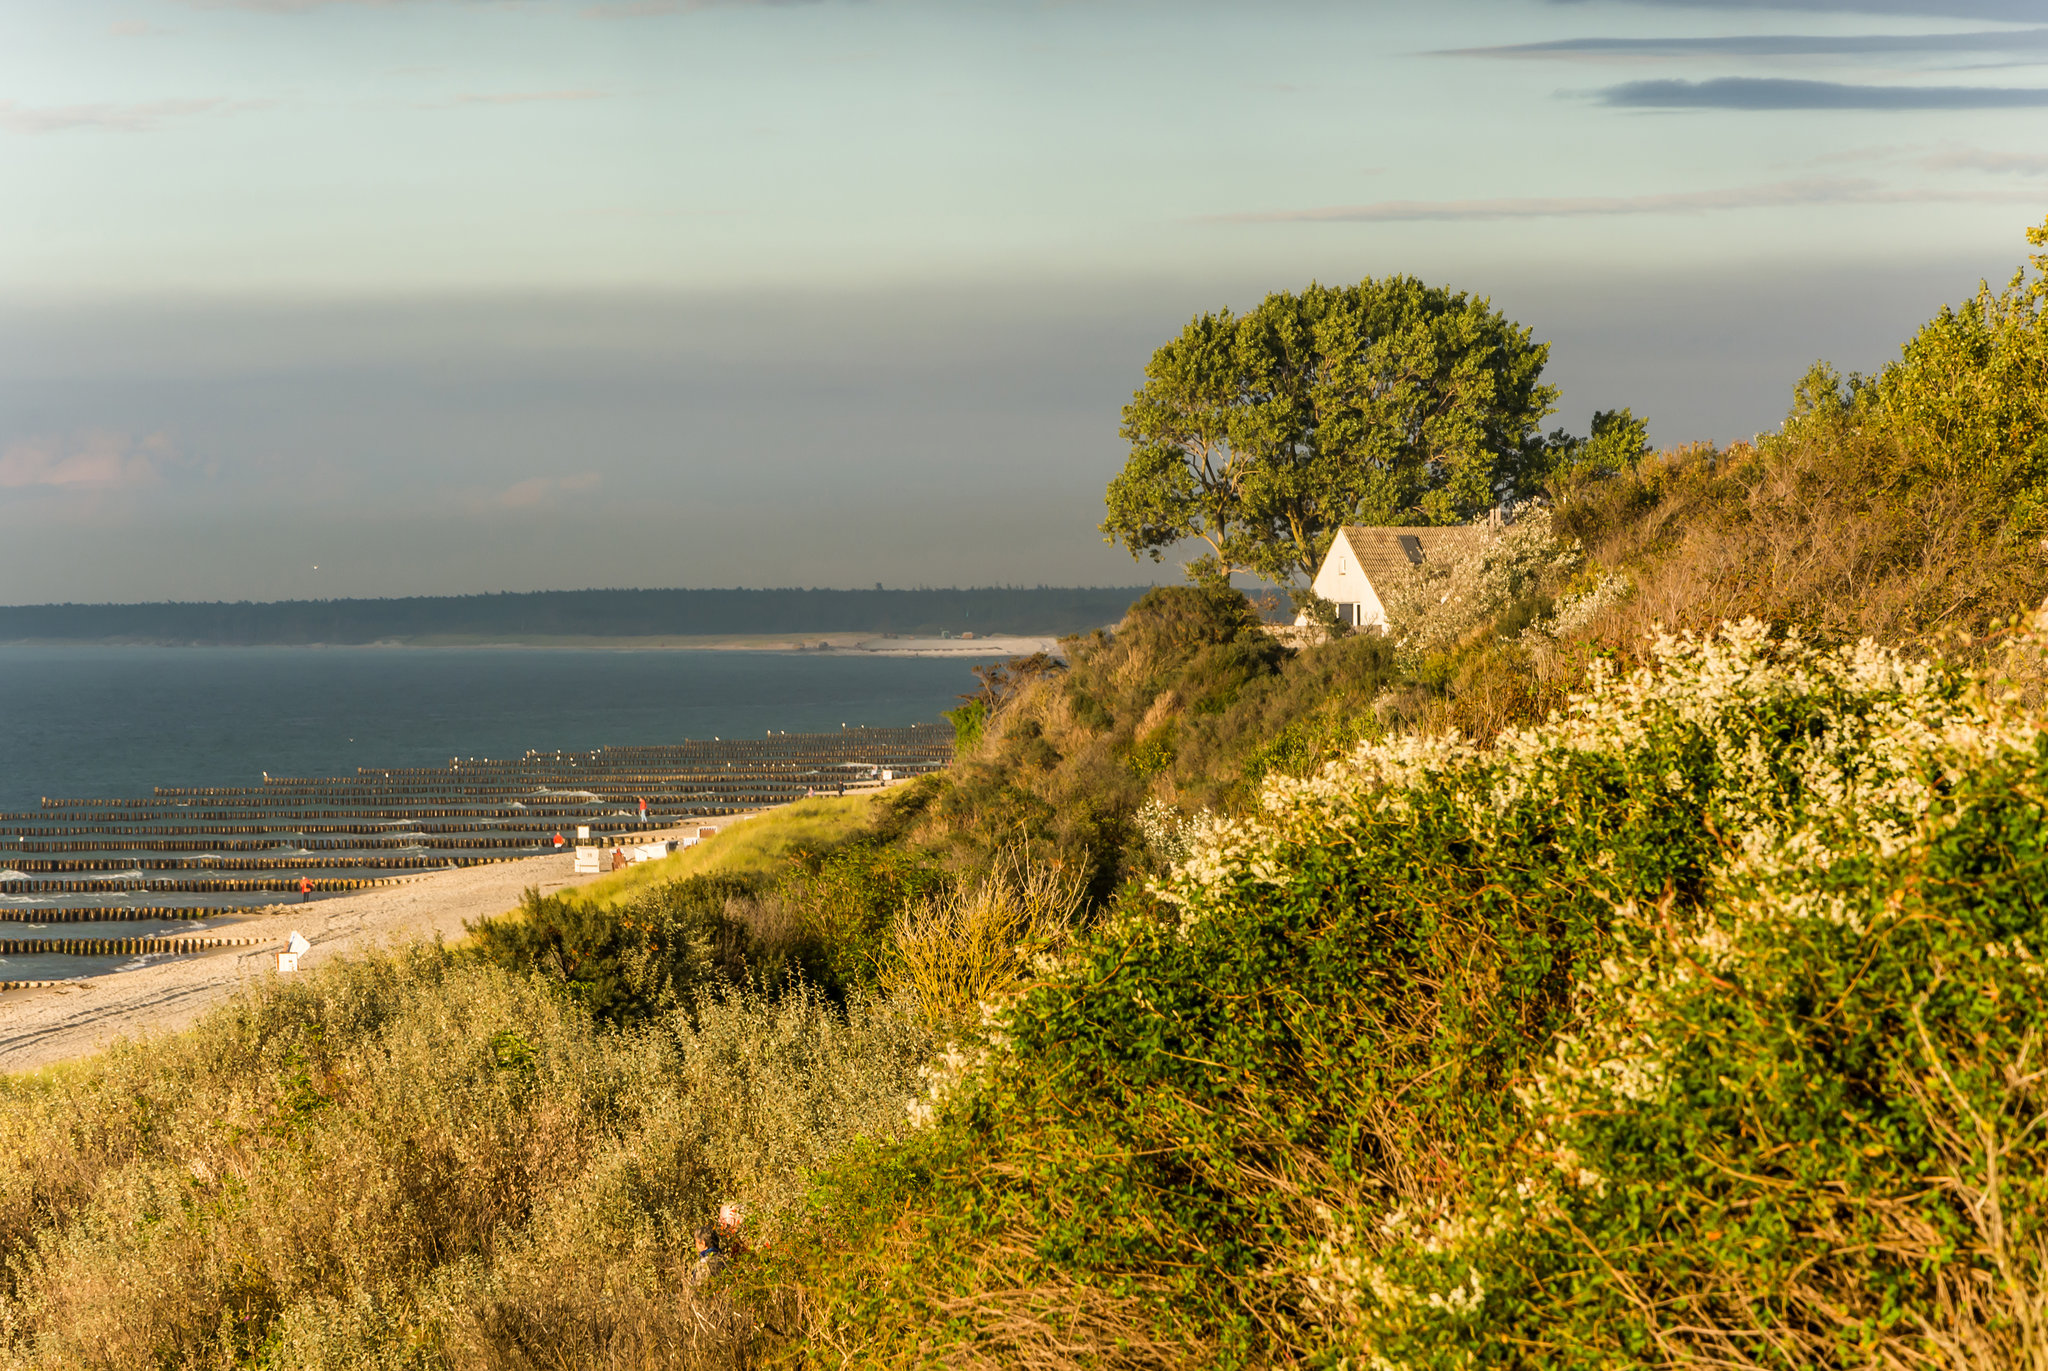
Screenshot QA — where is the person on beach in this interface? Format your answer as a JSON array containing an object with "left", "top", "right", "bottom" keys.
[
  {"left": 637, "top": 796, "right": 648, "bottom": 822},
  {"left": 610, "top": 846, "right": 625, "bottom": 872},
  {"left": 552, "top": 831, "right": 564, "bottom": 849},
  {"left": 299, "top": 876, "right": 311, "bottom": 904},
  {"left": 691, "top": 1226, "right": 726, "bottom": 1287}
]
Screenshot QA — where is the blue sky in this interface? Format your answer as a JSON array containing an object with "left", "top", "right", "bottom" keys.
[{"left": 3, "top": 0, "right": 2045, "bottom": 602}]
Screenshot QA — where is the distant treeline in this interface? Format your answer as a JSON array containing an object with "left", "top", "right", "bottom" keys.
[{"left": 0, "top": 587, "right": 1153, "bottom": 646}]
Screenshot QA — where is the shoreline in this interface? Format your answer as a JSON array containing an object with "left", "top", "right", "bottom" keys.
[{"left": 0, "top": 815, "right": 758, "bottom": 1075}]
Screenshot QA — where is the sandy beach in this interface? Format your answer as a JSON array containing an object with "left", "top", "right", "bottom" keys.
[{"left": 0, "top": 818, "right": 748, "bottom": 1076}]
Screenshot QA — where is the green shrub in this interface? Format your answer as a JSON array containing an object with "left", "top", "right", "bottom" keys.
[
  {"left": 468, "top": 875, "right": 760, "bottom": 1027},
  {"left": 776, "top": 841, "right": 946, "bottom": 998},
  {"left": 1803, "top": 214, "right": 2048, "bottom": 536},
  {"left": 943, "top": 697, "right": 988, "bottom": 751},
  {"left": 776, "top": 620, "right": 2048, "bottom": 1367}
]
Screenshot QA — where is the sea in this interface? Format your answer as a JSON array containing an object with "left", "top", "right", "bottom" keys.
[
  {"left": 0, "top": 644, "right": 998, "bottom": 982},
  {"left": 0, "top": 645, "right": 991, "bottom": 813}
]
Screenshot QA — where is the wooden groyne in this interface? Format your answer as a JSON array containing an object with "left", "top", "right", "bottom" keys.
[
  {"left": 0, "top": 906, "right": 264, "bottom": 923},
  {"left": 0, "top": 936, "right": 267, "bottom": 956},
  {"left": 1, "top": 727, "right": 952, "bottom": 920}
]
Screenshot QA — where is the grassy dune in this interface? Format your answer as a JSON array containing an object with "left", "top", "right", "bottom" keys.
[
  {"left": 7, "top": 221, "right": 2048, "bottom": 1369},
  {"left": 0, "top": 947, "right": 929, "bottom": 1369},
  {"left": 562, "top": 793, "right": 881, "bottom": 910}
]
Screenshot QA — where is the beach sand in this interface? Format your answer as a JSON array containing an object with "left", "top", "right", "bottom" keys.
[{"left": 0, "top": 818, "right": 750, "bottom": 1076}]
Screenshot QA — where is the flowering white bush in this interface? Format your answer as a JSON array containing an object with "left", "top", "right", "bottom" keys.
[
  {"left": 1132, "top": 797, "right": 1201, "bottom": 867},
  {"left": 1377, "top": 507, "right": 1585, "bottom": 659},
  {"left": 1533, "top": 567, "right": 1630, "bottom": 640},
  {"left": 1138, "top": 615, "right": 2048, "bottom": 1360}
]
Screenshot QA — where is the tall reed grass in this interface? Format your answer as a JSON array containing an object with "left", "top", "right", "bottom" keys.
[{"left": 885, "top": 851, "right": 1086, "bottom": 1024}]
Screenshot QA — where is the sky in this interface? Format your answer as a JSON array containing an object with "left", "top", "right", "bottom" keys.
[{"left": 2, "top": 0, "right": 2045, "bottom": 604}]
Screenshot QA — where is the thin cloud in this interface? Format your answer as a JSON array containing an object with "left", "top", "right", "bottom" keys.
[
  {"left": 108, "top": 19, "right": 168, "bottom": 36},
  {"left": 1207, "top": 177, "right": 2046, "bottom": 224},
  {"left": 1920, "top": 144, "right": 2048, "bottom": 174},
  {"left": 179, "top": 1, "right": 435, "bottom": 11},
  {"left": 0, "top": 97, "right": 245, "bottom": 134},
  {"left": 1449, "top": 28, "right": 2048, "bottom": 60},
  {"left": 1602, "top": 77, "right": 2048, "bottom": 108},
  {"left": 453, "top": 89, "right": 610, "bottom": 105},
  {"left": 1552, "top": 0, "right": 2048, "bottom": 18},
  {"left": 0, "top": 432, "right": 176, "bottom": 491},
  {"left": 584, "top": 0, "right": 836, "bottom": 17},
  {"left": 1792, "top": 140, "right": 2048, "bottom": 174}
]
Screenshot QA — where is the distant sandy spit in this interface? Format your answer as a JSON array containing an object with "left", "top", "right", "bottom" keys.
[
  {"left": 0, "top": 818, "right": 745, "bottom": 1076},
  {"left": 832, "top": 635, "right": 1061, "bottom": 658}
]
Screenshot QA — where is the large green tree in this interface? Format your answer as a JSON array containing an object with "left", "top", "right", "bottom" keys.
[{"left": 1101, "top": 276, "right": 1557, "bottom": 588}]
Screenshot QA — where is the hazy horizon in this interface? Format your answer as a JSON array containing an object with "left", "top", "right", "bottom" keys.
[{"left": 5, "top": 0, "right": 2045, "bottom": 603}]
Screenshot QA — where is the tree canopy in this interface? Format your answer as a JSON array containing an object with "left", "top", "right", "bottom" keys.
[
  {"left": 1101, "top": 276, "right": 1558, "bottom": 588},
  {"left": 1537, "top": 407, "right": 1652, "bottom": 497}
]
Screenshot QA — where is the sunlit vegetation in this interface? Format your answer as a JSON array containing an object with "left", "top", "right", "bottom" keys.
[{"left": 5, "top": 218, "right": 2048, "bottom": 1369}]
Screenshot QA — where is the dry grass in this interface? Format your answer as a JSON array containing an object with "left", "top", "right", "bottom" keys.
[
  {"left": 0, "top": 943, "right": 931, "bottom": 1369},
  {"left": 1561, "top": 437, "right": 2047, "bottom": 667},
  {"left": 885, "top": 850, "right": 1086, "bottom": 1025}
]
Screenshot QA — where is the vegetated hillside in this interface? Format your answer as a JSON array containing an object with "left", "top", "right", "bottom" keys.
[
  {"left": 3, "top": 223, "right": 2047, "bottom": 1370},
  {"left": 756, "top": 220, "right": 2048, "bottom": 1365},
  {"left": 0, "top": 586, "right": 1152, "bottom": 645},
  {"left": 778, "top": 620, "right": 2048, "bottom": 1367}
]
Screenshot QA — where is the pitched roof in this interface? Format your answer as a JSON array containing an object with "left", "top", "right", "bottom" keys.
[{"left": 1330, "top": 525, "right": 1487, "bottom": 584}]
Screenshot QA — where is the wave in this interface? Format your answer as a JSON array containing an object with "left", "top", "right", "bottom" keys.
[{"left": 0, "top": 869, "right": 27, "bottom": 882}]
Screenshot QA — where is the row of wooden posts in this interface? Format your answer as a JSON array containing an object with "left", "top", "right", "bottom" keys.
[
  {"left": 15, "top": 794, "right": 821, "bottom": 822},
  {"left": 4, "top": 854, "right": 526, "bottom": 874},
  {"left": 1, "top": 817, "right": 732, "bottom": 838},
  {"left": 0, "top": 877, "right": 391, "bottom": 895},
  {"left": 0, "top": 905, "right": 255, "bottom": 922},
  {"left": 9, "top": 835, "right": 577, "bottom": 854},
  {"left": 0, "top": 936, "right": 268, "bottom": 956},
  {"left": 2, "top": 728, "right": 950, "bottom": 918}
]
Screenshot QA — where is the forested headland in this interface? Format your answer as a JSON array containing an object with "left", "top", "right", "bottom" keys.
[
  {"left": 0, "top": 586, "right": 1152, "bottom": 646},
  {"left": 5, "top": 218, "right": 2048, "bottom": 1369}
]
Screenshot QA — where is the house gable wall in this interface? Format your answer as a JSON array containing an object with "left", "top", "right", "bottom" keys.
[{"left": 1309, "top": 530, "right": 1393, "bottom": 630}]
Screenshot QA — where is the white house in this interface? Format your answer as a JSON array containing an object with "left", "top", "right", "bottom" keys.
[{"left": 1303, "top": 525, "right": 1482, "bottom": 631}]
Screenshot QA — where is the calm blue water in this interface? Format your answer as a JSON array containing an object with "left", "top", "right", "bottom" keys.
[{"left": 0, "top": 646, "right": 985, "bottom": 813}]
